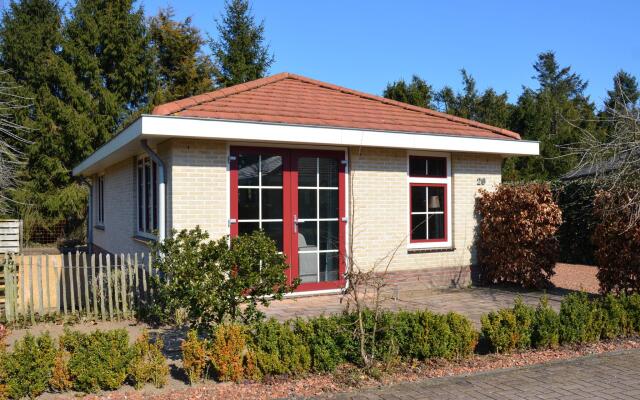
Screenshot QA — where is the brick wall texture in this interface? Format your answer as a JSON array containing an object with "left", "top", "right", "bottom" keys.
[{"left": 93, "top": 140, "right": 502, "bottom": 288}]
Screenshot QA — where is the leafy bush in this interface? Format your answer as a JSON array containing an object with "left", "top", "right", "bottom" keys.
[
  {"left": 4, "top": 333, "right": 56, "bottom": 399},
  {"left": 622, "top": 293, "right": 640, "bottom": 333},
  {"left": 294, "top": 316, "right": 344, "bottom": 372},
  {"left": 337, "top": 310, "right": 398, "bottom": 366},
  {"left": 531, "top": 296, "right": 560, "bottom": 349},
  {"left": 49, "top": 344, "right": 72, "bottom": 392},
  {"left": 209, "top": 324, "right": 247, "bottom": 382},
  {"left": 593, "top": 190, "right": 640, "bottom": 294},
  {"left": 150, "top": 227, "right": 298, "bottom": 328},
  {"left": 249, "top": 319, "right": 311, "bottom": 377},
  {"left": 61, "top": 329, "right": 133, "bottom": 393},
  {"left": 599, "top": 294, "right": 629, "bottom": 339},
  {"left": 476, "top": 183, "right": 562, "bottom": 288},
  {"left": 559, "top": 292, "right": 600, "bottom": 345},
  {"left": 181, "top": 330, "right": 208, "bottom": 384},
  {"left": 129, "top": 330, "right": 169, "bottom": 389},
  {"left": 481, "top": 298, "right": 535, "bottom": 353},
  {"left": 445, "top": 312, "right": 479, "bottom": 359}
]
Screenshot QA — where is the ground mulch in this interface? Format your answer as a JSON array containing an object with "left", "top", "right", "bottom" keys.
[
  {"left": 76, "top": 337, "right": 640, "bottom": 400},
  {"left": 552, "top": 263, "right": 599, "bottom": 294}
]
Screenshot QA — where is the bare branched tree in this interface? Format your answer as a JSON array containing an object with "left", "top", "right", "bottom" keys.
[
  {"left": 0, "top": 70, "right": 32, "bottom": 213},
  {"left": 565, "top": 87, "right": 640, "bottom": 227}
]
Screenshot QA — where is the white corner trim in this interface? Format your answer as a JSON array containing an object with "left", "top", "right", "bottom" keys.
[{"left": 73, "top": 115, "right": 539, "bottom": 176}]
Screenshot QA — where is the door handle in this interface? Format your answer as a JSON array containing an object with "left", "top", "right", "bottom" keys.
[{"left": 293, "top": 214, "right": 298, "bottom": 233}]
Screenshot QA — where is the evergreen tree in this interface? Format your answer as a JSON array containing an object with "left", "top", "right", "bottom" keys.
[
  {"left": 604, "top": 70, "right": 639, "bottom": 111},
  {"left": 150, "top": 7, "right": 215, "bottom": 103},
  {"left": 383, "top": 75, "right": 434, "bottom": 108},
  {"left": 210, "top": 0, "right": 274, "bottom": 87},
  {"left": 0, "top": 0, "right": 97, "bottom": 227},
  {"left": 504, "top": 51, "right": 600, "bottom": 181},
  {"left": 436, "top": 69, "right": 511, "bottom": 128}
]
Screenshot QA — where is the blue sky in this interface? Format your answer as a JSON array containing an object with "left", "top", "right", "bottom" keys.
[{"left": 141, "top": 0, "right": 640, "bottom": 108}]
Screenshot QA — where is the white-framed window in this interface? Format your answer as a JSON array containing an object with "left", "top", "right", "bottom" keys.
[
  {"left": 136, "top": 156, "right": 158, "bottom": 236},
  {"left": 407, "top": 152, "right": 452, "bottom": 250},
  {"left": 95, "top": 175, "right": 105, "bottom": 226}
]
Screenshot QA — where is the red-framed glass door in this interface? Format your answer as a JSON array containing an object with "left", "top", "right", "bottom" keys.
[{"left": 230, "top": 147, "right": 346, "bottom": 291}]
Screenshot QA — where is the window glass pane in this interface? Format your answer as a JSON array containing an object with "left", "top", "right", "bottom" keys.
[
  {"left": 153, "top": 161, "right": 158, "bottom": 231},
  {"left": 238, "top": 222, "right": 259, "bottom": 236},
  {"left": 298, "top": 253, "right": 317, "bottom": 283},
  {"left": 427, "top": 158, "right": 447, "bottom": 177},
  {"left": 238, "top": 188, "right": 259, "bottom": 220},
  {"left": 238, "top": 154, "right": 259, "bottom": 186},
  {"left": 261, "top": 155, "right": 282, "bottom": 186},
  {"left": 145, "top": 159, "right": 151, "bottom": 232},
  {"left": 409, "top": 156, "right": 427, "bottom": 176},
  {"left": 428, "top": 214, "right": 445, "bottom": 239},
  {"left": 320, "top": 252, "right": 339, "bottom": 282},
  {"left": 428, "top": 187, "right": 445, "bottom": 212},
  {"left": 411, "top": 186, "right": 426, "bottom": 213},
  {"left": 411, "top": 214, "right": 427, "bottom": 240},
  {"left": 298, "top": 221, "right": 317, "bottom": 250},
  {"left": 298, "top": 189, "right": 316, "bottom": 219},
  {"left": 319, "top": 221, "right": 338, "bottom": 250},
  {"left": 319, "top": 190, "right": 338, "bottom": 219},
  {"left": 137, "top": 162, "right": 143, "bottom": 231},
  {"left": 261, "top": 222, "right": 283, "bottom": 251},
  {"left": 319, "top": 158, "right": 338, "bottom": 187},
  {"left": 261, "top": 189, "right": 282, "bottom": 219},
  {"left": 298, "top": 157, "right": 317, "bottom": 187}
]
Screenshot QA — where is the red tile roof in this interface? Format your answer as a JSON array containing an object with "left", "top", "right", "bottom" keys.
[{"left": 152, "top": 72, "right": 521, "bottom": 140}]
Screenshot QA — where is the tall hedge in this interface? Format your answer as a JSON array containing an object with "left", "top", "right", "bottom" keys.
[
  {"left": 593, "top": 190, "right": 640, "bottom": 294},
  {"left": 476, "top": 183, "right": 562, "bottom": 288}
]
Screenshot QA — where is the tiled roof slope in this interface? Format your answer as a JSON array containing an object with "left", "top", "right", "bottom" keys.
[{"left": 152, "top": 72, "right": 521, "bottom": 140}]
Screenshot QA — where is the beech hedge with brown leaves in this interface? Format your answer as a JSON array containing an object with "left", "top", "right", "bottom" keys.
[
  {"left": 593, "top": 190, "right": 640, "bottom": 294},
  {"left": 476, "top": 183, "right": 562, "bottom": 289}
]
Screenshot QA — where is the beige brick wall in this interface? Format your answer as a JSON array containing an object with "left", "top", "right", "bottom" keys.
[
  {"left": 166, "top": 139, "right": 228, "bottom": 240},
  {"left": 349, "top": 147, "right": 502, "bottom": 273},
  {"left": 92, "top": 158, "right": 149, "bottom": 255}
]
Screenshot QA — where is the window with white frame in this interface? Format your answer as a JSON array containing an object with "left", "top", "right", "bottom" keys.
[
  {"left": 136, "top": 156, "right": 158, "bottom": 235},
  {"left": 95, "top": 175, "right": 104, "bottom": 226},
  {"left": 408, "top": 154, "right": 451, "bottom": 248}
]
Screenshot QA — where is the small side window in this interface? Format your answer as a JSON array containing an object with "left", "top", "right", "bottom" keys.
[
  {"left": 96, "top": 175, "right": 105, "bottom": 226},
  {"left": 409, "top": 156, "right": 447, "bottom": 178}
]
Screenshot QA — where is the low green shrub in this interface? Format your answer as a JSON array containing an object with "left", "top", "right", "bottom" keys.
[
  {"left": 49, "top": 344, "right": 72, "bottom": 392},
  {"left": 337, "top": 310, "right": 398, "bottom": 366},
  {"left": 249, "top": 319, "right": 311, "bottom": 377},
  {"left": 294, "top": 316, "right": 344, "bottom": 373},
  {"left": 61, "top": 329, "right": 133, "bottom": 393},
  {"left": 599, "top": 294, "right": 629, "bottom": 340},
  {"left": 445, "top": 312, "right": 479, "bottom": 359},
  {"left": 4, "top": 333, "right": 56, "bottom": 399},
  {"left": 559, "top": 292, "right": 600, "bottom": 345},
  {"left": 531, "top": 296, "right": 560, "bottom": 349},
  {"left": 129, "top": 330, "right": 169, "bottom": 389},
  {"left": 481, "top": 299, "right": 534, "bottom": 353},
  {"left": 622, "top": 293, "right": 640, "bottom": 333},
  {"left": 208, "top": 324, "right": 247, "bottom": 382}
]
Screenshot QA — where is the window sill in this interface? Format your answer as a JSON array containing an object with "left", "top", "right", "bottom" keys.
[
  {"left": 132, "top": 233, "right": 157, "bottom": 245},
  {"left": 94, "top": 224, "right": 105, "bottom": 231},
  {"left": 407, "top": 246, "right": 455, "bottom": 254}
]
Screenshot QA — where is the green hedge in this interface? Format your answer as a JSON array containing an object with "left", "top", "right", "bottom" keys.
[
  {"left": 0, "top": 329, "right": 168, "bottom": 398},
  {"left": 481, "top": 293, "right": 640, "bottom": 353}
]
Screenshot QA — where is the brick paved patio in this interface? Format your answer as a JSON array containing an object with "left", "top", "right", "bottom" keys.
[
  {"left": 322, "top": 349, "right": 640, "bottom": 400},
  {"left": 263, "top": 286, "right": 565, "bottom": 326}
]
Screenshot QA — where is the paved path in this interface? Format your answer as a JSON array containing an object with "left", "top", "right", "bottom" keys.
[
  {"left": 322, "top": 349, "right": 640, "bottom": 400},
  {"left": 264, "top": 287, "right": 565, "bottom": 327}
]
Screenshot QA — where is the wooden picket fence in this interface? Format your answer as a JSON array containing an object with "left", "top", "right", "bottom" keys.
[{"left": 1, "top": 252, "right": 157, "bottom": 323}]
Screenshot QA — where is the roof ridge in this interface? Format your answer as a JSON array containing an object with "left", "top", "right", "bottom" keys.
[{"left": 152, "top": 72, "right": 520, "bottom": 140}]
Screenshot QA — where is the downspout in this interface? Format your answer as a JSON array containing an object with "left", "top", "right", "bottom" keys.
[
  {"left": 140, "top": 140, "right": 166, "bottom": 243},
  {"left": 80, "top": 177, "right": 93, "bottom": 255}
]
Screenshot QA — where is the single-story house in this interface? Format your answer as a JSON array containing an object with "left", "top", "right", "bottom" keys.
[{"left": 73, "top": 72, "right": 539, "bottom": 294}]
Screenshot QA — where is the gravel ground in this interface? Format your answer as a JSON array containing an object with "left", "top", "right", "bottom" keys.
[{"left": 552, "top": 263, "right": 599, "bottom": 294}]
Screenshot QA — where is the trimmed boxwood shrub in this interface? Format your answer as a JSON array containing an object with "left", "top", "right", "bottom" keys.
[
  {"left": 249, "top": 318, "right": 311, "bottom": 377},
  {"left": 481, "top": 298, "right": 535, "bottom": 353},
  {"left": 476, "top": 183, "right": 562, "bottom": 289},
  {"left": 532, "top": 296, "right": 560, "bottom": 349},
  {"left": 4, "top": 333, "right": 56, "bottom": 399},
  {"left": 592, "top": 190, "right": 640, "bottom": 294},
  {"left": 559, "top": 292, "right": 601, "bottom": 345},
  {"left": 293, "top": 316, "right": 345, "bottom": 373}
]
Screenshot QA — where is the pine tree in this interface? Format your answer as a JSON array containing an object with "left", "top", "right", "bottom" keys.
[
  {"left": 210, "top": 0, "right": 274, "bottom": 87},
  {"left": 383, "top": 75, "right": 434, "bottom": 108},
  {"left": 604, "top": 70, "right": 639, "bottom": 111},
  {"left": 504, "top": 51, "right": 601, "bottom": 181},
  {"left": 150, "top": 7, "right": 215, "bottom": 103},
  {"left": 0, "top": 0, "right": 98, "bottom": 227}
]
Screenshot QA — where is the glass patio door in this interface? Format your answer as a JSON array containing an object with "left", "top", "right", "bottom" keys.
[{"left": 230, "top": 147, "right": 345, "bottom": 291}]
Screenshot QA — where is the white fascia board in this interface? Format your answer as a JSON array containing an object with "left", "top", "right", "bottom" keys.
[
  {"left": 141, "top": 115, "right": 539, "bottom": 156},
  {"left": 73, "top": 115, "right": 539, "bottom": 176}
]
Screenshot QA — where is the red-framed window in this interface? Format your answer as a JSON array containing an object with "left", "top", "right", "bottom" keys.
[{"left": 409, "top": 183, "right": 447, "bottom": 242}]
